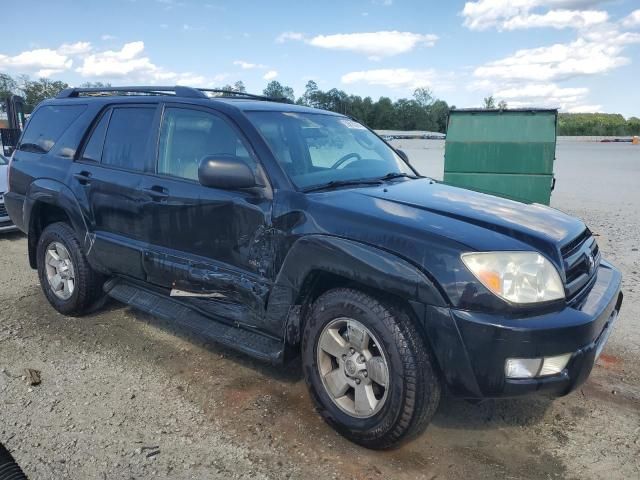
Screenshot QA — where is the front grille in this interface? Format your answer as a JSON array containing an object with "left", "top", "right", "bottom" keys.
[
  {"left": 561, "top": 228, "right": 600, "bottom": 303},
  {"left": 0, "top": 203, "right": 7, "bottom": 218}
]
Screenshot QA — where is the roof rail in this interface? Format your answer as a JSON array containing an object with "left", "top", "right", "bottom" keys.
[
  {"left": 198, "top": 89, "right": 277, "bottom": 101},
  {"left": 54, "top": 85, "right": 292, "bottom": 103},
  {"left": 56, "top": 85, "right": 208, "bottom": 99}
]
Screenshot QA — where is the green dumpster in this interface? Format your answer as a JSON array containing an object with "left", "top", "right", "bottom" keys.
[{"left": 443, "top": 108, "right": 557, "bottom": 205}]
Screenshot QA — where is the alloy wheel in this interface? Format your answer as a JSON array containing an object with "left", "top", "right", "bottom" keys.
[
  {"left": 44, "top": 241, "right": 75, "bottom": 300},
  {"left": 316, "top": 317, "right": 389, "bottom": 418}
]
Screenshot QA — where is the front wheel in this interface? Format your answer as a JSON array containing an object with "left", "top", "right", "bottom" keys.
[{"left": 302, "top": 288, "right": 441, "bottom": 449}]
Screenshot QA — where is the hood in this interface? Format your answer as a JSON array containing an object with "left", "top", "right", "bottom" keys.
[{"left": 307, "top": 178, "right": 585, "bottom": 259}]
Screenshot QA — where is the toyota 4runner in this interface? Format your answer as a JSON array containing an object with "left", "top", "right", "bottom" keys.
[{"left": 5, "top": 86, "right": 623, "bottom": 449}]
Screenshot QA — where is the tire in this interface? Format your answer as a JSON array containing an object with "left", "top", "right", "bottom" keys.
[
  {"left": 302, "top": 288, "right": 441, "bottom": 449},
  {"left": 0, "top": 443, "right": 27, "bottom": 480},
  {"left": 36, "top": 222, "right": 103, "bottom": 316}
]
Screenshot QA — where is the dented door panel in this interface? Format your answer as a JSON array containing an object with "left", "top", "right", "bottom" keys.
[{"left": 140, "top": 173, "right": 275, "bottom": 331}]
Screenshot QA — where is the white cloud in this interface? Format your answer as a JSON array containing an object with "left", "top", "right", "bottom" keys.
[
  {"left": 622, "top": 9, "right": 640, "bottom": 28},
  {"left": 276, "top": 30, "right": 437, "bottom": 59},
  {"left": 101, "top": 34, "right": 116, "bottom": 41},
  {"left": 492, "top": 82, "right": 596, "bottom": 110},
  {"left": 276, "top": 31, "right": 305, "bottom": 43},
  {"left": 473, "top": 32, "right": 640, "bottom": 82},
  {"left": 76, "top": 41, "right": 150, "bottom": 77},
  {"left": 263, "top": 70, "right": 278, "bottom": 81},
  {"left": 462, "top": 0, "right": 610, "bottom": 30},
  {"left": 57, "top": 41, "right": 92, "bottom": 55},
  {"left": 74, "top": 40, "right": 218, "bottom": 85},
  {"left": 565, "top": 104, "right": 602, "bottom": 112},
  {"left": 496, "top": 83, "right": 588, "bottom": 100},
  {"left": 0, "top": 47, "right": 73, "bottom": 73},
  {"left": 306, "top": 31, "right": 438, "bottom": 60},
  {"left": 341, "top": 68, "right": 442, "bottom": 90},
  {"left": 233, "top": 60, "right": 267, "bottom": 70},
  {"left": 502, "top": 9, "right": 607, "bottom": 30}
]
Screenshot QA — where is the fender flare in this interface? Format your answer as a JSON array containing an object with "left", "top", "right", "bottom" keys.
[
  {"left": 24, "top": 179, "right": 92, "bottom": 268},
  {"left": 264, "top": 234, "right": 448, "bottom": 342}
]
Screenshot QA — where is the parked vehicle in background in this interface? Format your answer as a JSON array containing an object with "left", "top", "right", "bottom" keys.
[
  {"left": 5, "top": 86, "right": 623, "bottom": 449},
  {"left": 0, "top": 154, "right": 17, "bottom": 232},
  {"left": 0, "top": 95, "right": 27, "bottom": 156}
]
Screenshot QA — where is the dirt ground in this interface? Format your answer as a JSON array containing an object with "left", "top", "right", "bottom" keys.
[{"left": 1, "top": 142, "right": 639, "bottom": 479}]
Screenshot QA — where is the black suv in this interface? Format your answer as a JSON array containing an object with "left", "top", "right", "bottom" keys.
[{"left": 5, "top": 86, "right": 623, "bottom": 449}]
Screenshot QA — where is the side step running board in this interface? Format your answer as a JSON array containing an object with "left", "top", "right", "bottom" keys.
[{"left": 104, "top": 279, "right": 284, "bottom": 363}]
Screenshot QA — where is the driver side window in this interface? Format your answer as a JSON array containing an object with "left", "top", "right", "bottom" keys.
[{"left": 158, "top": 107, "right": 255, "bottom": 181}]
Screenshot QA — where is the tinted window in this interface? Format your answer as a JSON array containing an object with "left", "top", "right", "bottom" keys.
[
  {"left": 158, "top": 107, "right": 255, "bottom": 181},
  {"left": 102, "top": 107, "right": 155, "bottom": 171},
  {"left": 82, "top": 110, "right": 111, "bottom": 162},
  {"left": 19, "top": 105, "right": 86, "bottom": 154}
]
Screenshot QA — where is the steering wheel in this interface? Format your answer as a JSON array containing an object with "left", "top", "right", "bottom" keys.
[{"left": 331, "top": 152, "right": 362, "bottom": 169}]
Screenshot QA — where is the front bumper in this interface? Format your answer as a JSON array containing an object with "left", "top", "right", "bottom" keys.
[
  {"left": 424, "top": 260, "right": 623, "bottom": 399},
  {"left": 0, "top": 212, "right": 18, "bottom": 233}
]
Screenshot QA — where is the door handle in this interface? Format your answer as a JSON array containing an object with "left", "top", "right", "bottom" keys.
[
  {"left": 73, "top": 171, "right": 92, "bottom": 185},
  {"left": 143, "top": 185, "right": 169, "bottom": 201}
]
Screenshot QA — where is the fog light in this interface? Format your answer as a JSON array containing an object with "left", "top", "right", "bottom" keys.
[
  {"left": 505, "top": 358, "right": 542, "bottom": 379},
  {"left": 539, "top": 353, "right": 572, "bottom": 376},
  {"left": 505, "top": 354, "right": 572, "bottom": 379}
]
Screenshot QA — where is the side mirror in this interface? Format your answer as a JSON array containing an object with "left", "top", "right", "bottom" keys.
[
  {"left": 396, "top": 149, "right": 410, "bottom": 164},
  {"left": 198, "top": 155, "right": 256, "bottom": 190}
]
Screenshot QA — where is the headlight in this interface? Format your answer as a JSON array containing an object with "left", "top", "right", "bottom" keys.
[{"left": 461, "top": 252, "right": 564, "bottom": 304}]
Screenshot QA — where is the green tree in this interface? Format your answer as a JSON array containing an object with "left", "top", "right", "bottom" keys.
[
  {"left": 0, "top": 73, "right": 18, "bottom": 98},
  {"left": 300, "top": 80, "right": 319, "bottom": 107},
  {"left": 263, "top": 80, "right": 294, "bottom": 102},
  {"left": 21, "top": 77, "right": 69, "bottom": 112},
  {"left": 498, "top": 100, "right": 508, "bottom": 109},
  {"left": 233, "top": 80, "right": 246, "bottom": 93},
  {"left": 413, "top": 87, "right": 434, "bottom": 107},
  {"left": 627, "top": 117, "right": 640, "bottom": 135},
  {"left": 483, "top": 96, "right": 496, "bottom": 109},
  {"left": 429, "top": 100, "right": 450, "bottom": 133}
]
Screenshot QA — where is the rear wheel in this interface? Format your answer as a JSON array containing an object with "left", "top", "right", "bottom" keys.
[
  {"left": 302, "top": 288, "right": 441, "bottom": 449},
  {"left": 36, "top": 222, "right": 103, "bottom": 316}
]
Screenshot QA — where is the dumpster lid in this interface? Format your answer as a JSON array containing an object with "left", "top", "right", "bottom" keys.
[{"left": 449, "top": 108, "right": 558, "bottom": 114}]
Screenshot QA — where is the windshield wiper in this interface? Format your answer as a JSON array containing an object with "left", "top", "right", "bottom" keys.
[
  {"left": 302, "top": 179, "right": 383, "bottom": 193},
  {"left": 378, "top": 172, "right": 423, "bottom": 181}
]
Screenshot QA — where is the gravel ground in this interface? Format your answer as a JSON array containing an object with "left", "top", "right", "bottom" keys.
[{"left": 1, "top": 141, "right": 639, "bottom": 479}]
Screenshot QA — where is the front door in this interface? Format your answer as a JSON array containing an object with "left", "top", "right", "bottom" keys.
[{"left": 141, "top": 104, "right": 274, "bottom": 331}]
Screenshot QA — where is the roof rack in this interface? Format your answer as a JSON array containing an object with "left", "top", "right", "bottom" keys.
[
  {"left": 198, "top": 89, "right": 274, "bottom": 101},
  {"left": 56, "top": 85, "right": 208, "bottom": 99},
  {"left": 56, "top": 85, "right": 290, "bottom": 103}
]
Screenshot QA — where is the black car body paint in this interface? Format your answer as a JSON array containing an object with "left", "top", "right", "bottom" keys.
[{"left": 5, "top": 92, "right": 622, "bottom": 399}]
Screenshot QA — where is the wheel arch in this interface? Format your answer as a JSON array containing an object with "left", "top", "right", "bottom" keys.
[
  {"left": 25, "top": 179, "right": 91, "bottom": 269},
  {"left": 266, "top": 235, "right": 448, "bottom": 354}
]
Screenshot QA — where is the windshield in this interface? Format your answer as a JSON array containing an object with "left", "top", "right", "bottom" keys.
[{"left": 247, "top": 111, "right": 414, "bottom": 189}]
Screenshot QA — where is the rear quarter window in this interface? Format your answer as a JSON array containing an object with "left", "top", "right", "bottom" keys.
[{"left": 19, "top": 104, "right": 86, "bottom": 154}]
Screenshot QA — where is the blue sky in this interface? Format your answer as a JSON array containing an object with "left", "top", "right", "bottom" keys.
[{"left": 1, "top": 0, "right": 639, "bottom": 116}]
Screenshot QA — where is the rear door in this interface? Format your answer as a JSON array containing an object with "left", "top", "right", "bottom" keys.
[
  {"left": 140, "top": 103, "right": 274, "bottom": 330},
  {"left": 70, "top": 104, "right": 158, "bottom": 278}
]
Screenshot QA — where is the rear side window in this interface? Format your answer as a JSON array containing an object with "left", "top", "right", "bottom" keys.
[
  {"left": 102, "top": 107, "right": 155, "bottom": 171},
  {"left": 19, "top": 105, "right": 86, "bottom": 154}
]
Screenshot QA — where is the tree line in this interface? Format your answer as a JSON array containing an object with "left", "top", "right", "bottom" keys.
[{"left": 2, "top": 72, "right": 639, "bottom": 136}]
